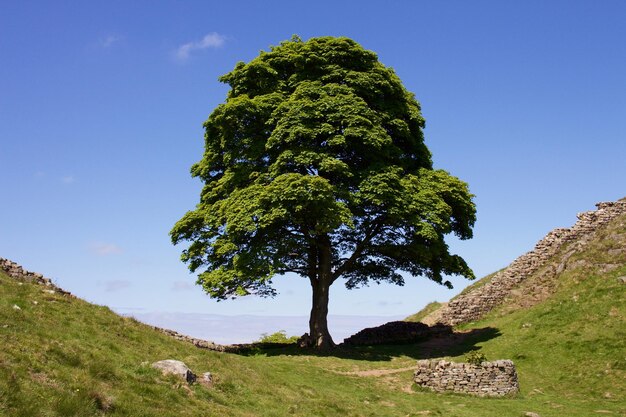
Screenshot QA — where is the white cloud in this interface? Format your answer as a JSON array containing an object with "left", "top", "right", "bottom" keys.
[
  {"left": 176, "top": 32, "right": 226, "bottom": 61},
  {"left": 104, "top": 280, "right": 131, "bottom": 292},
  {"left": 61, "top": 175, "right": 75, "bottom": 184},
  {"left": 89, "top": 242, "right": 123, "bottom": 256},
  {"left": 100, "top": 34, "right": 122, "bottom": 48}
]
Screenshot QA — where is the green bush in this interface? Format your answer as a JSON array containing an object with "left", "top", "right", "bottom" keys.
[
  {"left": 466, "top": 351, "right": 487, "bottom": 365},
  {"left": 256, "top": 330, "right": 299, "bottom": 344}
]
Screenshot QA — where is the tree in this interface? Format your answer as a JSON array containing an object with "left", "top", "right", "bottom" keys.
[{"left": 170, "top": 36, "right": 476, "bottom": 349}]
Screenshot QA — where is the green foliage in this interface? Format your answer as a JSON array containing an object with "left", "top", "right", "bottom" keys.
[
  {"left": 171, "top": 35, "right": 476, "bottom": 306},
  {"left": 465, "top": 351, "right": 487, "bottom": 365},
  {"left": 256, "top": 330, "right": 299, "bottom": 344}
]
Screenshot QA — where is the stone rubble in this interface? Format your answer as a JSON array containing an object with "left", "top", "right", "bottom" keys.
[
  {"left": 426, "top": 200, "right": 626, "bottom": 326},
  {"left": 414, "top": 359, "right": 519, "bottom": 397}
]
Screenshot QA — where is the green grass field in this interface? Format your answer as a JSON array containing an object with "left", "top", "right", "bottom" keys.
[{"left": 1, "top": 215, "right": 624, "bottom": 416}]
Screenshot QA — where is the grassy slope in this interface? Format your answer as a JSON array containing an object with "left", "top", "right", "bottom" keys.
[
  {"left": 405, "top": 269, "right": 503, "bottom": 322},
  {"left": 404, "top": 301, "right": 442, "bottom": 323},
  {"left": 1, "top": 216, "right": 624, "bottom": 416}
]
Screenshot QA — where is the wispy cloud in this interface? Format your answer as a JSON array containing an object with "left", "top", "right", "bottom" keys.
[
  {"left": 176, "top": 32, "right": 226, "bottom": 61},
  {"left": 61, "top": 175, "right": 75, "bottom": 184},
  {"left": 100, "top": 34, "right": 123, "bottom": 48},
  {"left": 104, "top": 280, "right": 131, "bottom": 292},
  {"left": 89, "top": 242, "right": 123, "bottom": 256}
]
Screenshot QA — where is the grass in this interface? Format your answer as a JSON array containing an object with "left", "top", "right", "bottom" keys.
[
  {"left": 1, "top": 214, "right": 624, "bottom": 416},
  {"left": 404, "top": 301, "right": 442, "bottom": 322}
]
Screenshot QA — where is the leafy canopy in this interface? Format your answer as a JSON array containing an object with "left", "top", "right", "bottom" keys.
[{"left": 171, "top": 36, "right": 476, "bottom": 300}]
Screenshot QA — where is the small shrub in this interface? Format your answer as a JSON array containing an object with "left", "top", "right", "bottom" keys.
[
  {"left": 466, "top": 351, "right": 487, "bottom": 365},
  {"left": 256, "top": 330, "right": 298, "bottom": 344}
]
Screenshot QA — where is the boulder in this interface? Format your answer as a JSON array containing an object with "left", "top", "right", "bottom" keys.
[{"left": 151, "top": 360, "right": 196, "bottom": 383}]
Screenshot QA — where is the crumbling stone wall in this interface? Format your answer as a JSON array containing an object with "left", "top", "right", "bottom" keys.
[
  {"left": 414, "top": 359, "right": 519, "bottom": 397},
  {"left": 1, "top": 256, "right": 238, "bottom": 351},
  {"left": 153, "top": 326, "right": 235, "bottom": 352},
  {"left": 427, "top": 200, "right": 626, "bottom": 326},
  {"left": 0, "top": 257, "right": 71, "bottom": 296}
]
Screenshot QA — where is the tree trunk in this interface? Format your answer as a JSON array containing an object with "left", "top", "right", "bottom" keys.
[
  {"left": 306, "top": 234, "right": 335, "bottom": 349},
  {"left": 308, "top": 279, "right": 335, "bottom": 349}
]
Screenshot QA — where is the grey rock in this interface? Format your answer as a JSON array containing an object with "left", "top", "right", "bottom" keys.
[
  {"left": 201, "top": 372, "right": 213, "bottom": 386},
  {"left": 524, "top": 412, "right": 541, "bottom": 417},
  {"left": 151, "top": 359, "right": 196, "bottom": 383}
]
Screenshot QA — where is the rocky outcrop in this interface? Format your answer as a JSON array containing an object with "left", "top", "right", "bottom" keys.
[
  {"left": 342, "top": 321, "right": 451, "bottom": 346},
  {"left": 426, "top": 200, "right": 626, "bottom": 326},
  {"left": 414, "top": 359, "right": 519, "bottom": 397}
]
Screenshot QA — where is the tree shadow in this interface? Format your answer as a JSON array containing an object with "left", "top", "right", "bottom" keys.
[{"left": 232, "top": 326, "right": 501, "bottom": 362}]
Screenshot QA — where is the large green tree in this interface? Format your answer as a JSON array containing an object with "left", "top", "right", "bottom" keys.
[{"left": 171, "top": 36, "right": 476, "bottom": 349}]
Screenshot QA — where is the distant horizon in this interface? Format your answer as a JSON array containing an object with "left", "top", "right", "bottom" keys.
[{"left": 118, "top": 310, "right": 406, "bottom": 345}]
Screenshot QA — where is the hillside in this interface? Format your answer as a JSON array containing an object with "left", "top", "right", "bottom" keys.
[
  {"left": 417, "top": 199, "right": 626, "bottom": 326},
  {"left": 1, "top": 199, "right": 625, "bottom": 416}
]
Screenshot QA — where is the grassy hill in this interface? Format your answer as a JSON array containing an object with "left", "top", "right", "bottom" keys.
[{"left": 1, "top": 212, "right": 624, "bottom": 416}]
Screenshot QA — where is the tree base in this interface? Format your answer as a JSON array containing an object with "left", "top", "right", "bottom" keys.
[{"left": 297, "top": 333, "right": 336, "bottom": 350}]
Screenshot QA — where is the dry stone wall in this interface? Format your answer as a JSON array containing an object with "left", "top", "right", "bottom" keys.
[
  {"left": 342, "top": 321, "right": 451, "bottom": 346},
  {"left": 1, "top": 257, "right": 234, "bottom": 351},
  {"left": 152, "top": 326, "right": 238, "bottom": 352},
  {"left": 0, "top": 257, "right": 72, "bottom": 296},
  {"left": 428, "top": 200, "right": 626, "bottom": 326},
  {"left": 414, "top": 359, "right": 519, "bottom": 397}
]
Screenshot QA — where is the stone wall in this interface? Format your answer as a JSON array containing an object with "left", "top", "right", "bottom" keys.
[
  {"left": 342, "top": 321, "right": 451, "bottom": 346},
  {"left": 414, "top": 359, "right": 519, "bottom": 397},
  {"left": 426, "top": 200, "right": 626, "bottom": 326},
  {"left": 0, "top": 257, "right": 72, "bottom": 296},
  {"left": 0, "top": 256, "right": 238, "bottom": 351},
  {"left": 151, "top": 326, "right": 237, "bottom": 352}
]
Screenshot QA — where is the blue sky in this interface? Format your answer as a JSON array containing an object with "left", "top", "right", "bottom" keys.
[{"left": 1, "top": 1, "right": 625, "bottom": 343}]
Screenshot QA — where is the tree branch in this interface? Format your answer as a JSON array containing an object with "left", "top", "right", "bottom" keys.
[{"left": 331, "top": 217, "right": 385, "bottom": 282}]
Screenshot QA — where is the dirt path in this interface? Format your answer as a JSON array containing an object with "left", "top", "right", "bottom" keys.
[{"left": 333, "top": 366, "right": 417, "bottom": 377}]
